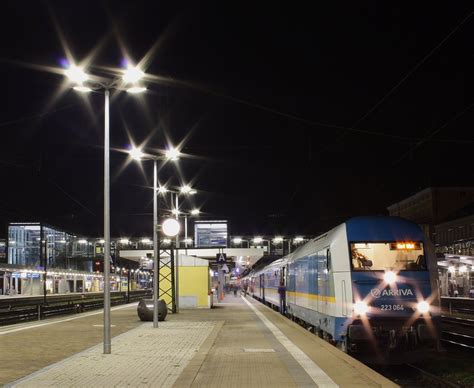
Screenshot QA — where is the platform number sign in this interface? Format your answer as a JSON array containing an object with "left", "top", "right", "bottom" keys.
[{"left": 216, "top": 253, "right": 227, "bottom": 263}]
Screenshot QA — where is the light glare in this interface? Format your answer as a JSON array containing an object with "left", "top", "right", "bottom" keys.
[
  {"left": 129, "top": 146, "right": 144, "bottom": 161},
  {"left": 65, "top": 65, "right": 89, "bottom": 84},
  {"left": 417, "top": 301, "right": 430, "bottom": 314},
  {"left": 73, "top": 85, "right": 92, "bottom": 93},
  {"left": 126, "top": 86, "right": 146, "bottom": 94},
  {"left": 383, "top": 271, "right": 397, "bottom": 284},
  {"left": 191, "top": 209, "right": 200, "bottom": 215},
  {"left": 165, "top": 147, "right": 180, "bottom": 161},
  {"left": 354, "top": 301, "right": 369, "bottom": 315},
  {"left": 123, "top": 65, "right": 144, "bottom": 83}
]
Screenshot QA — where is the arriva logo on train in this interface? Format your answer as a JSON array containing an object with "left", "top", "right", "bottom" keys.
[{"left": 370, "top": 288, "right": 414, "bottom": 298}]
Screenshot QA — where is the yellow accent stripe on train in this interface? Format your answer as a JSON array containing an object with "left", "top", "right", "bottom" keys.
[
  {"left": 287, "top": 291, "right": 336, "bottom": 303},
  {"left": 261, "top": 288, "right": 336, "bottom": 303}
]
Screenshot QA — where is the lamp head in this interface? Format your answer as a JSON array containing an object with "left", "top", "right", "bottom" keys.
[
  {"left": 162, "top": 218, "right": 180, "bottom": 237},
  {"left": 123, "top": 65, "right": 144, "bottom": 84},
  {"left": 129, "top": 146, "right": 144, "bottom": 161},
  {"left": 165, "top": 147, "right": 180, "bottom": 161},
  {"left": 65, "top": 65, "right": 89, "bottom": 84}
]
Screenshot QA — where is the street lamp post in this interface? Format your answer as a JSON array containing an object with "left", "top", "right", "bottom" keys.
[
  {"left": 65, "top": 63, "right": 146, "bottom": 354},
  {"left": 162, "top": 217, "right": 180, "bottom": 313},
  {"left": 174, "top": 193, "right": 179, "bottom": 312},
  {"left": 153, "top": 160, "right": 159, "bottom": 328},
  {"left": 185, "top": 209, "right": 200, "bottom": 249},
  {"left": 129, "top": 147, "right": 177, "bottom": 328},
  {"left": 170, "top": 186, "right": 197, "bottom": 312},
  {"left": 103, "top": 89, "right": 111, "bottom": 353}
]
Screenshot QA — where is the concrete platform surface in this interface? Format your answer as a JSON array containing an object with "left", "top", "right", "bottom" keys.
[{"left": 3, "top": 295, "right": 398, "bottom": 388}]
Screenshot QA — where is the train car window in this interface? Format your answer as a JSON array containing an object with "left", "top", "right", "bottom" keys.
[
  {"left": 326, "top": 249, "right": 331, "bottom": 270},
  {"left": 350, "top": 242, "right": 424, "bottom": 271}
]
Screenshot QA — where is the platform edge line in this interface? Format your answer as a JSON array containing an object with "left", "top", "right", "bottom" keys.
[{"left": 242, "top": 296, "right": 339, "bottom": 388}]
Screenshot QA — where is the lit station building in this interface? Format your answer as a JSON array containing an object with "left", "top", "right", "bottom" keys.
[
  {"left": 0, "top": 222, "right": 147, "bottom": 297},
  {"left": 388, "top": 187, "right": 474, "bottom": 299},
  {"left": 0, "top": 219, "right": 310, "bottom": 300}
]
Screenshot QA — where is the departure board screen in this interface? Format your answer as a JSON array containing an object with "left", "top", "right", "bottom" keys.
[{"left": 195, "top": 221, "right": 228, "bottom": 247}]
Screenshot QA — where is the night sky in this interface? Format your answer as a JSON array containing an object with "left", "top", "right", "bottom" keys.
[{"left": 0, "top": 1, "right": 473, "bottom": 238}]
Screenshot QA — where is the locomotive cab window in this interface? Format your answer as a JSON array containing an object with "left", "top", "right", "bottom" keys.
[{"left": 350, "top": 242, "right": 425, "bottom": 271}]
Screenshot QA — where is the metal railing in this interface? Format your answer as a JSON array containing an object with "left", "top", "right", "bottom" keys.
[{"left": 0, "top": 289, "right": 152, "bottom": 326}]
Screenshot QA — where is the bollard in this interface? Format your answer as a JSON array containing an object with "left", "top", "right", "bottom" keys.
[{"left": 137, "top": 299, "right": 168, "bottom": 322}]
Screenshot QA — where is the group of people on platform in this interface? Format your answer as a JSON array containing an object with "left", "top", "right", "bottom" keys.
[
  {"left": 223, "top": 279, "right": 287, "bottom": 315},
  {"left": 224, "top": 283, "right": 240, "bottom": 297}
]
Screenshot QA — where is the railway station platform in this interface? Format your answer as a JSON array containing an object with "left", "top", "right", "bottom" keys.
[{"left": 1, "top": 295, "right": 396, "bottom": 388}]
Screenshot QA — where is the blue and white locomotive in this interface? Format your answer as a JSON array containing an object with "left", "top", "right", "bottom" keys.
[{"left": 244, "top": 216, "right": 439, "bottom": 359}]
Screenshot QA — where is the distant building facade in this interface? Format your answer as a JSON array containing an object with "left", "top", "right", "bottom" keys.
[
  {"left": 387, "top": 187, "right": 474, "bottom": 241},
  {"left": 0, "top": 239, "right": 5, "bottom": 263},
  {"left": 434, "top": 214, "right": 474, "bottom": 256}
]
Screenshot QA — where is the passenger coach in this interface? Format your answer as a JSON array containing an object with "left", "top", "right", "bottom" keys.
[{"left": 244, "top": 216, "right": 440, "bottom": 358}]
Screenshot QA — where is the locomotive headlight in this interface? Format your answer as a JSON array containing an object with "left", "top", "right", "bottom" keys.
[
  {"left": 354, "top": 301, "right": 369, "bottom": 315},
  {"left": 383, "top": 271, "right": 397, "bottom": 285},
  {"left": 417, "top": 301, "right": 430, "bottom": 314}
]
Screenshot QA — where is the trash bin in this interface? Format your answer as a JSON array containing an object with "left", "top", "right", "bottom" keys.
[{"left": 137, "top": 299, "right": 168, "bottom": 321}]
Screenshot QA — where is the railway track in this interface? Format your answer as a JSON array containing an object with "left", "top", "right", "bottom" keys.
[
  {"left": 441, "top": 315, "right": 474, "bottom": 351},
  {"left": 442, "top": 315, "right": 474, "bottom": 328},
  {"left": 404, "top": 363, "right": 462, "bottom": 387},
  {"left": 441, "top": 331, "right": 474, "bottom": 350},
  {"left": 373, "top": 363, "right": 462, "bottom": 387}
]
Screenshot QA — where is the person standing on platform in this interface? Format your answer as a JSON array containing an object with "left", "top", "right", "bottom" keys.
[{"left": 278, "top": 281, "right": 286, "bottom": 314}]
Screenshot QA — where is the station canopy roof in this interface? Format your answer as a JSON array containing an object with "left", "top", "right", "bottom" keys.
[{"left": 438, "top": 254, "right": 474, "bottom": 267}]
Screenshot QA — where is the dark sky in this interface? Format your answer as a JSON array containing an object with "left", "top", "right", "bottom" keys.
[{"left": 0, "top": 1, "right": 473, "bottom": 238}]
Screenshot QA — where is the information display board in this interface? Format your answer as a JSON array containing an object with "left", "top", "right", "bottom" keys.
[{"left": 195, "top": 221, "right": 228, "bottom": 248}]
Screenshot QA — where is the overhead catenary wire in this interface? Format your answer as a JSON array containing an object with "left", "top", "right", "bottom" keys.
[
  {"left": 0, "top": 103, "right": 78, "bottom": 129},
  {"left": 393, "top": 100, "right": 474, "bottom": 165},
  {"left": 352, "top": 9, "right": 474, "bottom": 129},
  {"left": 314, "top": 8, "right": 474, "bottom": 152}
]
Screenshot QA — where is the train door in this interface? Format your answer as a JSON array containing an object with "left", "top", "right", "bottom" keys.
[
  {"left": 287, "top": 263, "right": 296, "bottom": 307},
  {"left": 280, "top": 266, "right": 286, "bottom": 286},
  {"left": 260, "top": 273, "right": 265, "bottom": 301},
  {"left": 318, "top": 250, "right": 328, "bottom": 315},
  {"left": 308, "top": 255, "right": 319, "bottom": 312}
]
